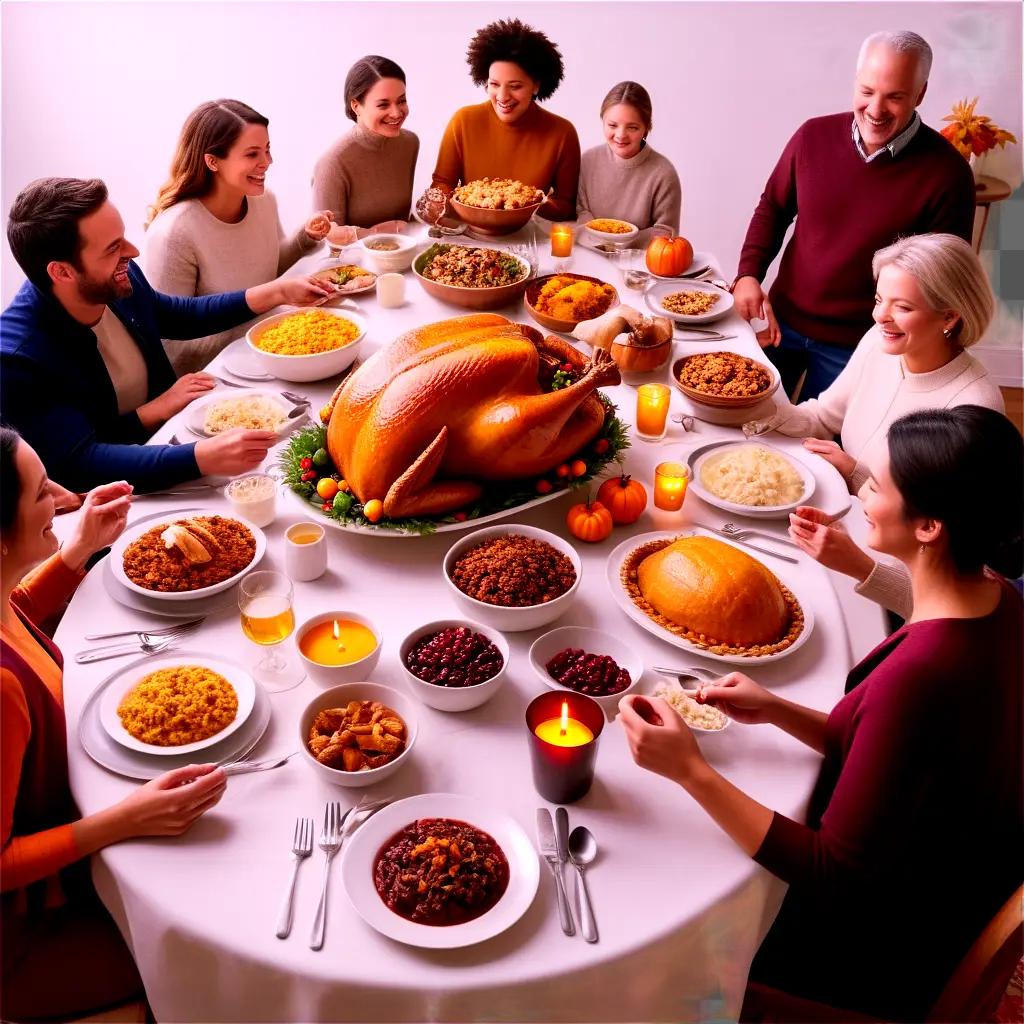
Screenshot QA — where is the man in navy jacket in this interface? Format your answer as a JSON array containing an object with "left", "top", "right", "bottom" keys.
[{"left": 1, "top": 177, "right": 331, "bottom": 492}]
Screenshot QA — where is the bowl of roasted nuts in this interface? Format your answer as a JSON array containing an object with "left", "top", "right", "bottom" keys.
[
  {"left": 298, "top": 682, "right": 418, "bottom": 787},
  {"left": 399, "top": 619, "right": 510, "bottom": 712},
  {"left": 528, "top": 626, "right": 642, "bottom": 708},
  {"left": 442, "top": 525, "right": 582, "bottom": 633}
]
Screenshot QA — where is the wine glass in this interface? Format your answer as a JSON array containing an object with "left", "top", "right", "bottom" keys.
[
  {"left": 238, "top": 571, "right": 304, "bottom": 691},
  {"left": 323, "top": 223, "right": 357, "bottom": 262},
  {"left": 613, "top": 249, "right": 651, "bottom": 293}
]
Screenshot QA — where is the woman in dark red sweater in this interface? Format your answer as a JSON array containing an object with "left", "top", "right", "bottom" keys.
[{"left": 620, "top": 406, "right": 1022, "bottom": 1021}]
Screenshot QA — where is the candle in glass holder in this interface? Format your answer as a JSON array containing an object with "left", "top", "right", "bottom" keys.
[
  {"left": 635, "top": 383, "right": 671, "bottom": 440},
  {"left": 526, "top": 692, "right": 604, "bottom": 803},
  {"left": 550, "top": 225, "right": 574, "bottom": 258},
  {"left": 654, "top": 461, "right": 690, "bottom": 511}
]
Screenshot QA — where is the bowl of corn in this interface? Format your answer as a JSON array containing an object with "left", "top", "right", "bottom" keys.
[{"left": 245, "top": 308, "right": 366, "bottom": 382}]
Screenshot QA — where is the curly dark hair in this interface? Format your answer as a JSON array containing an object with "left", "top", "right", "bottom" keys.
[{"left": 466, "top": 19, "right": 565, "bottom": 101}]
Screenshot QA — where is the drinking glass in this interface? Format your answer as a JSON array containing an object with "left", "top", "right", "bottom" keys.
[
  {"left": 238, "top": 571, "right": 305, "bottom": 691},
  {"left": 614, "top": 249, "right": 650, "bottom": 293}
]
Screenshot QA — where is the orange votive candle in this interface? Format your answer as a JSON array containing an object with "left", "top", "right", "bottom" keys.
[
  {"left": 654, "top": 462, "right": 690, "bottom": 511},
  {"left": 550, "top": 225, "right": 574, "bottom": 258},
  {"left": 636, "top": 383, "right": 671, "bottom": 438}
]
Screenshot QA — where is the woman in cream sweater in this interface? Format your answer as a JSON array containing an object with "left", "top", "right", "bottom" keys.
[
  {"left": 750, "top": 234, "right": 1005, "bottom": 616},
  {"left": 144, "top": 99, "right": 333, "bottom": 375},
  {"left": 576, "top": 81, "right": 682, "bottom": 243}
]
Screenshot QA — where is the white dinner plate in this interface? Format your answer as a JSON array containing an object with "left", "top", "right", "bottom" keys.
[
  {"left": 645, "top": 279, "right": 735, "bottom": 324},
  {"left": 98, "top": 652, "right": 256, "bottom": 755},
  {"left": 183, "top": 389, "right": 307, "bottom": 440},
  {"left": 341, "top": 793, "right": 539, "bottom": 949},
  {"left": 649, "top": 250, "right": 715, "bottom": 280},
  {"left": 110, "top": 511, "right": 266, "bottom": 601},
  {"left": 220, "top": 337, "right": 275, "bottom": 382},
  {"left": 688, "top": 440, "right": 816, "bottom": 520},
  {"left": 606, "top": 528, "right": 815, "bottom": 665}
]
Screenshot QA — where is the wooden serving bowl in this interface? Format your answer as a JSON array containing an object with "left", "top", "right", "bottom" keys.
[
  {"left": 524, "top": 273, "right": 618, "bottom": 333},
  {"left": 412, "top": 246, "right": 531, "bottom": 311},
  {"left": 449, "top": 197, "right": 545, "bottom": 237},
  {"left": 671, "top": 353, "right": 780, "bottom": 410},
  {"left": 611, "top": 335, "right": 673, "bottom": 373}
]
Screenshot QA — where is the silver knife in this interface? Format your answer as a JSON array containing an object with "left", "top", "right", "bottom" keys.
[
  {"left": 692, "top": 524, "right": 798, "bottom": 565},
  {"left": 536, "top": 808, "right": 575, "bottom": 936}
]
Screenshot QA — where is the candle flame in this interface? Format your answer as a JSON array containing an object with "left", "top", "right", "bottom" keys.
[
  {"left": 560, "top": 700, "right": 569, "bottom": 737},
  {"left": 333, "top": 619, "right": 346, "bottom": 652}
]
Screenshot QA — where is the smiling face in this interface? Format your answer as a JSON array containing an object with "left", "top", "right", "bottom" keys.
[
  {"left": 873, "top": 264, "right": 957, "bottom": 362},
  {"left": 486, "top": 61, "right": 538, "bottom": 123},
  {"left": 853, "top": 44, "right": 926, "bottom": 154},
  {"left": 858, "top": 449, "right": 922, "bottom": 562},
  {"left": 8, "top": 441, "right": 59, "bottom": 574},
  {"left": 603, "top": 102, "right": 647, "bottom": 160},
  {"left": 63, "top": 201, "right": 140, "bottom": 304},
  {"left": 207, "top": 122, "right": 272, "bottom": 198},
  {"left": 352, "top": 77, "right": 408, "bottom": 137}
]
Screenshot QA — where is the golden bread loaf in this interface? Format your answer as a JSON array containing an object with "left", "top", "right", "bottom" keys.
[{"left": 636, "top": 536, "right": 788, "bottom": 646}]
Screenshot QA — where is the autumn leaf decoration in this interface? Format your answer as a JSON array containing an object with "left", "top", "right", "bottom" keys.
[{"left": 941, "top": 97, "right": 1018, "bottom": 159}]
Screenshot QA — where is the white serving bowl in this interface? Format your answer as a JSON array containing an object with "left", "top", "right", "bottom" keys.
[
  {"left": 298, "top": 681, "right": 417, "bottom": 788},
  {"left": 398, "top": 619, "right": 509, "bottom": 712},
  {"left": 528, "top": 626, "right": 642, "bottom": 709},
  {"left": 245, "top": 308, "right": 366, "bottom": 383},
  {"left": 442, "top": 525, "right": 582, "bottom": 633},
  {"left": 583, "top": 219, "right": 639, "bottom": 247},
  {"left": 296, "top": 612, "right": 382, "bottom": 686},
  {"left": 356, "top": 233, "right": 419, "bottom": 274}
]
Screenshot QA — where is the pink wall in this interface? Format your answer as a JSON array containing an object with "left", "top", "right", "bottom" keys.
[{"left": 2, "top": 1, "right": 1021, "bottom": 307}]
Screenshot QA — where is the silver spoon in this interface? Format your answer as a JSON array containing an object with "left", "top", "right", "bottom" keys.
[{"left": 568, "top": 826, "right": 599, "bottom": 943}]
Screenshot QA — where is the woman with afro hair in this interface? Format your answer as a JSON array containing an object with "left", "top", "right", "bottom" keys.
[{"left": 430, "top": 18, "right": 580, "bottom": 221}]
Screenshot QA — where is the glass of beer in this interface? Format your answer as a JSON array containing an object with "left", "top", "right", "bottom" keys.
[{"left": 238, "top": 571, "right": 305, "bottom": 691}]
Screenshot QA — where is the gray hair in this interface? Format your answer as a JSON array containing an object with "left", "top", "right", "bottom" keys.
[
  {"left": 872, "top": 234, "right": 994, "bottom": 348},
  {"left": 857, "top": 30, "right": 933, "bottom": 90}
]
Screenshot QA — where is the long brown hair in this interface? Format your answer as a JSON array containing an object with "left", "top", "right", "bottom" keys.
[
  {"left": 600, "top": 81, "right": 653, "bottom": 134},
  {"left": 344, "top": 56, "right": 406, "bottom": 122},
  {"left": 146, "top": 100, "right": 269, "bottom": 227}
]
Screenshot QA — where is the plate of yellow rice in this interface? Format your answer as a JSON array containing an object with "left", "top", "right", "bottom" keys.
[{"left": 99, "top": 653, "right": 257, "bottom": 755}]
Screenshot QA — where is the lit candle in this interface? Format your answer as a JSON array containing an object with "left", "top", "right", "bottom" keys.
[
  {"left": 550, "top": 225, "right": 574, "bottom": 258},
  {"left": 534, "top": 700, "right": 595, "bottom": 747},
  {"left": 526, "top": 692, "right": 605, "bottom": 803},
  {"left": 654, "top": 461, "right": 690, "bottom": 511},
  {"left": 635, "top": 383, "right": 671, "bottom": 439},
  {"left": 300, "top": 618, "right": 378, "bottom": 666}
]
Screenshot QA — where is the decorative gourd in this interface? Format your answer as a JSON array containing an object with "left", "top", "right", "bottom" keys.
[
  {"left": 645, "top": 236, "right": 694, "bottom": 278},
  {"left": 597, "top": 473, "right": 648, "bottom": 524},
  {"left": 566, "top": 498, "right": 614, "bottom": 543}
]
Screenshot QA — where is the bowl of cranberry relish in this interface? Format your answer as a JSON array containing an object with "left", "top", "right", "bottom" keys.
[
  {"left": 399, "top": 619, "right": 510, "bottom": 712},
  {"left": 528, "top": 626, "right": 642, "bottom": 708}
]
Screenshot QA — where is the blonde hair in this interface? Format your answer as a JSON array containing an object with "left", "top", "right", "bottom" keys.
[{"left": 872, "top": 234, "right": 994, "bottom": 348}]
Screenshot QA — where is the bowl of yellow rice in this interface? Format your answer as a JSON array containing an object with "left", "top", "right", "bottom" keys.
[{"left": 246, "top": 308, "right": 366, "bottom": 382}]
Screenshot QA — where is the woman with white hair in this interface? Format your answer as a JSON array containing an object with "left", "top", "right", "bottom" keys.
[{"left": 746, "top": 233, "right": 1005, "bottom": 616}]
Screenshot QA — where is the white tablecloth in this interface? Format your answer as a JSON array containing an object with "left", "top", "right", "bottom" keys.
[{"left": 55, "top": 232, "right": 887, "bottom": 1022}]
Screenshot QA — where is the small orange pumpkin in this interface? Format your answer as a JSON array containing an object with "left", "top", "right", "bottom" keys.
[
  {"left": 566, "top": 497, "right": 614, "bottom": 543},
  {"left": 597, "top": 473, "right": 648, "bottom": 524},
  {"left": 645, "top": 236, "right": 694, "bottom": 277}
]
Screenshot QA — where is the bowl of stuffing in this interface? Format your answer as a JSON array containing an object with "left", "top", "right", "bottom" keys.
[
  {"left": 524, "top": 273, "right": 618, "bottom": 333},
  {"left": 412, "top": 243, "right": 531, "bottom": 311},
  {"left": 583, "top": 219, "right": 639, "bottom": 247},
  {"left": 449, "top": 178, "right": 547, "bottom": 237},
  {"left": 672, "top": 351, "right": 780, "bottom": 410},
  {"left": 298, "top": 682, "right": 419, "bottom": 787},
  {"left": 246, "top": 308, "right": 366, "bottom": 382}
]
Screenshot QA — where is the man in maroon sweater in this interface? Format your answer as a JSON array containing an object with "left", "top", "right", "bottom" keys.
[{"left": 733, "top": 30, "right": 975, "bottom": 400}]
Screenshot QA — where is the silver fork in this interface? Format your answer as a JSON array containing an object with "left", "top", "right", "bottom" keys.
[
  {"left": 280, "top": 391, "right": 310, "bottom": 407},
  {"left": 85, "top": 616, "right": 204, "bottom": 642},
  {"left": 690, "top": 522, "right": 799, "bottom": 564},
  {"left": 74, "top": 624, "right": 199, "bottom": 664},
  {"left": 720, "top": 522, "right": 800, "bottom": 550},
  {"left": 276, "top": 817, "right": 314, "bottom": 939}
]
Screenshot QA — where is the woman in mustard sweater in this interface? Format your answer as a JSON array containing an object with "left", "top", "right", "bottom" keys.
[
  {"left": 0, "top": 427, "right": 227, "bottom": 1019},
  {"left": 430, "top": 18, "right": 580, "bottom": 221}
]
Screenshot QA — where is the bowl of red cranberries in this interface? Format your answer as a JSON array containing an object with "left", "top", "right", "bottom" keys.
[
  {"left": 399, "top": 619, "right": 510, "bottom": 712},
  {"left": 528, "top": 626, "right": 642, "bottom": 708}
]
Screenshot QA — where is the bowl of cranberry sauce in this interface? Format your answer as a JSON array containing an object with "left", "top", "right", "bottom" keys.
[
  {"left": 528, "top": 626, "right": 642, "bottom": 707},
  {"left": 399, "top": 619, "right": 509, "bottom": 712}
]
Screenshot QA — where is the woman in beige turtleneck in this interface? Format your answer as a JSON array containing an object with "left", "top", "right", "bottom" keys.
[{"left": 311, "top": 56, "right": 419, "bottom": 230}]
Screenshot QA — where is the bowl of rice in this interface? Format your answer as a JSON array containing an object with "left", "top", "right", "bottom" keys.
[
  {"left": 583, "top": 219, "right": 639, "bottom": 246},
  {"left": 184, "top": 390, "right": 303, "bottom": 439},
  {"left": 246, "top": 308, "right": 366, "bottom": 382},
  {"left": 688, "top": 441, "right": 815, "bottom": 519}
]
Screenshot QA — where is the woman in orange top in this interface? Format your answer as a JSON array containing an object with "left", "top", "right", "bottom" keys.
[
  {"left": 430, "top": 18, "right": 581, "bottom": 221},
  {"left": 0, "top": 426, "right": 227, "bottom": 1020}
]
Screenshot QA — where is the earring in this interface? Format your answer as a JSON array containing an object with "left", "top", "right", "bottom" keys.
[{"left": 942, "top": 328, "right": 951, "bottom": 338}]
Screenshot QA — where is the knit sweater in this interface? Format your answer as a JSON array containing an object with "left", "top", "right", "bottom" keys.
[
  {"left": 767, "top": 324, "right": 1003, "bottom": 617},
  {"left": 311, "top": 124, "right": 419, "bottom": 229},
  {"left": 432, "top": 101, "right": 581, "bottom": 221},
  {"left": 751, "top": 580, "right": 1022, "bottom": 1020},
  {"left": 576, "top": 142, "right": 682, "bottom": 243},
  {"left": 143, "top": 191, "right": 317, "bottom": 375},
  {"left": 1, "top": 554, "right": 86, "bottom": 902},
  {"left": 737, "top": 113, "right": 975, "bottom": 347}
]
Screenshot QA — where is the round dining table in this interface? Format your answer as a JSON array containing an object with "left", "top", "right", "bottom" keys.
[{"left": 54, "top": 226, "right": 887, "bottom": 1023}]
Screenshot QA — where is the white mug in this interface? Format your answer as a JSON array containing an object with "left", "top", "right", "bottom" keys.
[
  {"left": 376, "top": 273, "right": 405, "bottom": 309},
  {"left": 284, "top": 522, "right": 327, "bottom": 582}
]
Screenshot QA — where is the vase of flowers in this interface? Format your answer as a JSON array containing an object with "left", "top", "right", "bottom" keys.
[{"left": 941, "top": 98, "right": 1018, "bottom": 184}]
